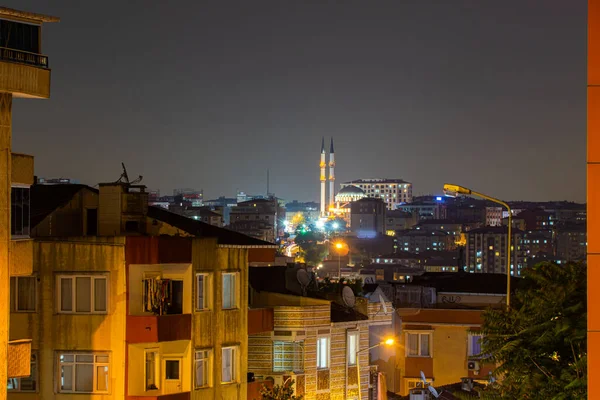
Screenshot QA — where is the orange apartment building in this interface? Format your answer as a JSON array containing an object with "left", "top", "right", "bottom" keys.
[{"left": 8, "top": 181, "right": 276, "bottom": 400}]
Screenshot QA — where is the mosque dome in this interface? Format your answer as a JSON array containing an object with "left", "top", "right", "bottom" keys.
[{"left": 335, "top": 185, "right": 366, "bottom": 203}]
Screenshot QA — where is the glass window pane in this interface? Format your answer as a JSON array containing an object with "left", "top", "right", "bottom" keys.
[
  {"left": 61, "top": 365, "right": 73, "bottom": 391},
  {"left": 407, "top": 334, "right": 418, "bottom": 356},
  {"left": 17, "top": 277, "right": 35, "bottom": 311},
  {"left": 96, "top": 355, "right": 109, "bottom": 363},
  {"left": 222, "top": 348, "right": 233, "bottom": 382},
  {"left": 165, "top": 360, "right": 180, "bottom": 380},
  {"left": 420, "top": 334, "right": 430, "bottom": 356},
  {"left": 75, "top": 354, "right": 94, "bottom": 363},
  {"left": 146, "top": 352, "right": 157, "bottom": 390},
  {"left": 195, "top": 359, "right": 205, "bottom": 387},
  {"left": 20, "top": 359, "right": 36, "bottom": 391},
  {"left": 60, "top": 278, "right": 73, "bottom": 311},
  {"left": 222, "top": 274, "right": 232, "bottom": 309},
  {"left": 94, "top": 278, "right": 107, "bottom": 312},
  {"left": 348, "top": 334, "right": 357, "bottom": 365},
  {"left": 75, "top": 364, "right": 93, "bottom": 392},
  {"left": 76, "top": 277, "right": 91, "bottom": 312},
  {"left": 7, "top": 378, "right": 18, "bottom": 390},
  {"left": 60, "top": 354, "right": 74, "bottom": 363},
  {"left": 197, "top": 275, "right": 205, "bottom": 309},
  {"left": 97, "top": 366, "right": 109, "bottom": 392}
]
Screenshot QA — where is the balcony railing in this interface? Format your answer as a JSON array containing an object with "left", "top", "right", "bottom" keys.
[
  {"left": 126, "top": 314, "right": 192, "bottom": 344},
  {"left": 0, "top": 47, "right": 49, "bottom": 68}
]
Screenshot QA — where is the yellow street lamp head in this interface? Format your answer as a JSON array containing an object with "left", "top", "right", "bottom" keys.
[
  {"left": 383, "top": 338, "right": 395, "bottom": 346},
  {"left": 443, "top": 183, "right": 472, "bottom": 198},
  {"left": 335, "top": 242, "right": 343, "bottom": 249}
]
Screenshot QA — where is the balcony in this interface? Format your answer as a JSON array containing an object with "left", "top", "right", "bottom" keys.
[
  {"left": 8, "top": 339, "right": 31, "bottom": 378},
  {"left": 0, "top": 47, "right": 48, "bottom": 68},
  {"left": 248, "top": 308, "right": 274, "bottom": 335},
  {"left": 126, "top": 314, "right": 191, "bottom": 344}
]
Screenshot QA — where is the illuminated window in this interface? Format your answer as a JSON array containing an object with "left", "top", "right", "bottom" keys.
[
  {"left": 57, "top": 353, "right": 109, "bottom": 393},
  {"left": 317, "top": 337, "right": 330, "bottom": 369},
  {"left": 468, "top": 335, "right": 483, "bottom": 357},
  {"left": 347, "top": 331, "right": 359, "bottom": 366}
]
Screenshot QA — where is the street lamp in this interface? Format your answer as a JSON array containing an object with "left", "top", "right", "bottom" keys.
[
  {"left": 443, "top": 183, "right": 513, "bottom": 308},
  {"left": 356, "top": 337, "right": 396, "bottom": 400},
  {"left": 335, "top": 242, "right": 344, "bottom": 280}
]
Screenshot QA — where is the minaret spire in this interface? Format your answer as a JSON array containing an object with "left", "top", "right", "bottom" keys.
[
  {"left": 320, "top": 138, "right": 327, "bottom": 216},
  {"left": 328, "top": 137, "right": 335, "bottom": 212}
]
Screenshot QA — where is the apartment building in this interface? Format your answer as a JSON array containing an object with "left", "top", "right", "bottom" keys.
[
  {"left": 465, "top": 226, "right": 525, "bottom": 275},
  {"left": 247, "top": 266, "right": 393, "bottom": 400},
  {"left": 341, "top": 179, "right": 413, "bottom": 210},
  {"left": 9, "top": 182, "right": 276, "bottom": 400},
  {"left": 0, "top": 6, "right": 60, "bottom": 398}
]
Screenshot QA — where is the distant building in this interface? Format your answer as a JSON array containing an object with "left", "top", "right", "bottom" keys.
[
  {"left": 399, "top": 199, "right": 446, "bottom": 221},
  {"left": 395, "top": 228, "right": 450, "bottom": 253},
  {"left": 485, "top": 206, "right": 503, "bottom": 226},
  {"left": 521, "top": 230, "right": 554, "bottom": 265},
  {"left": 510, "top": 208, "right": 551, "bottom": 230},
  {"left": 229, "top": 198, "right": 283, "bottom": 243},
  {"left": 341, "top": 178, "right": 413, "bottom": 210},
  {"left": 555, "top": 223, "right": 587, "bottom": 262},
  {"left": 36, "top": 177, "right": 80, "bottom": 185},
  {"left": 284, "top": 200, "right": 320, "bottom": 224},
  {"left": 465, "top": 226, "right": 525, "bottom": 275},
  {"left": 168, "top": 205, "right": 224, "bottom": 227},
  {"left": 350, "top": 197, "right": 386, "bottom": 236},
  {"left": 384, "top": 210, "right": 417, "bottom": 232}
]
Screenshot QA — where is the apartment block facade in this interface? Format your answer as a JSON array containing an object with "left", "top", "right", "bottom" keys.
[{"left": 341, "top": 179, "right": 413, "bottom": 210}]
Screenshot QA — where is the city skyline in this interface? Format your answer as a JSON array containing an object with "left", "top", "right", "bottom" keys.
[{"left": 7, "top": 0, "right": 586, "bottom": 202}]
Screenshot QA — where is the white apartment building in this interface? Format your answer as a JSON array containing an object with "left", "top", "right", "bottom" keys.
[{"left": 340, "top": 179, "right": 413, "bottom": 210}]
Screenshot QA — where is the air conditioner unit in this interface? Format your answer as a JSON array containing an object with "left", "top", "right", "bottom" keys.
[
  {"left": 409, "top": 388, "right": 428, "bottom": 400},
  {"left": 467, "top": 361, "right": 480, "bottom": 371}
]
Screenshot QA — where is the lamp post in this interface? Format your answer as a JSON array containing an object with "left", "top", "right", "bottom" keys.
[
  {"left": 356, "top": 337, "right": 395, "bottom": 400},
  {"left": 443, "top": 184, "right": 513, "bottom": 308}
]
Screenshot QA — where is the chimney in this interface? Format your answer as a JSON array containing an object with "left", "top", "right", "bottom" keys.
[{"left": 98, "top": 182, "right": 148, "bottom": 236}]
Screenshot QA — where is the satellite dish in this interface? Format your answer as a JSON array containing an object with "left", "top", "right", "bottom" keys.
[
  {"left": 297, "top": 269, "right": 310, "bottom": 288},
  {"left": 342, "top": 286, "right": 356, "bottom": 308},
  {"left": 428, "top": 386, "right": 440, "bottom": 398},
  {"left": 420, "top": 371, "right": 427, "bottom": 383},
  {"left": 380, "top": 296, "right": 389, "bottom": 315}
]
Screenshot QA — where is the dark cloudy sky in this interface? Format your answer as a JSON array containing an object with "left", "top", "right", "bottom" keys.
[{"left": 8, "top": 1, "right": 586, "bottom": 202}]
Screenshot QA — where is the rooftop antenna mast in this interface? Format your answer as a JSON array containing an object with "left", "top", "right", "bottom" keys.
[{"left": 116, "top": 162, "right": 143, "bottom": 185}]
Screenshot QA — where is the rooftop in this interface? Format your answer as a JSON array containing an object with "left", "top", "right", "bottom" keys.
[
  {"left": 30, "top": 184, "right": 98, "bottom": 228},
  {"left": 0, "top": 6, "right": 60, "bottom": 23},
  {"left": 344, "top": 178, "right": 411, "bottom": 184}
]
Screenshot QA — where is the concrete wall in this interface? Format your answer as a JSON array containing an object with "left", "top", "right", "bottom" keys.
[{"left": 33, "top": 188, "right": 99, "bottom": 237}]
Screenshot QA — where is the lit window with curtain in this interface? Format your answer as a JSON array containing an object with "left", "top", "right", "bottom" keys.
[
  {"left": 57, "top": 353, "right": 109, "bottom": 393},
  {"left": 406, "top": 332, "right": 431, "bottom": 357},
  {"left": 468, "top": 334, "right": 483, "bottom": 357},
  {"left": 195, "top": 349, "right": 211, "bottom": 388},
  {"left": 145, "top": 350, "right": 159, "bottom": 390},
  {"left": 222, "top": 273, "right": 237, "bottom": 309},
  {"left": 57, "top": 275, "right": 108, "bottom": 314},
  {"left": 221, "top": 346, "right": 237, "bottom": 383},
  {"left": 196, "top": 273, "right": 210, "bottom": 310}
]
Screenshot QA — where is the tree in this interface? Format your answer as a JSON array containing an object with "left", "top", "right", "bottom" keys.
[
  {"left": 259, "top": 380, "right": 303, "bottom": 400},
  {"left": 474, "top": 262, "right": 586, "bottom": 399}
]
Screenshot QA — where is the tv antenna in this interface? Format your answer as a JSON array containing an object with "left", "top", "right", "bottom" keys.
[{"left": 116, "top": 163, "right": 143, "bottom": 185}]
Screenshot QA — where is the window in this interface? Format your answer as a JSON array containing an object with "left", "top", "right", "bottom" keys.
[
  {"left": 468, "top": 335, "right": 483, "bottom": 357},
  {"left": 196, "top": 273, "right": 210, "bottom": 311},
  {"left": 406, "top": 332, "right": 431, "bottom": 357},
  {"left": 58, "top": 352, "right": 109, "bottom": 393},
  {"left": 57, "top": 275, "right": 108, "bottom": 314},
  {"left": 273, "top": 341, "right": 304, "bottom": 372},
  {"left": 221, "top": 346, "right": 237, "bottom": 383},
  {"left": 10, "top": 276, "right": 36, "bottom": 312},
  {"left": 222, "top": 273, "right": 237, "bottom": 309},
  {"left": 347, "top": 331, "right": 359, "bottom": 366},
  {"left": 8, "top": 352, "right": 37, "bottom": 392},
  {"left": 317, "top": 337, "right": 330, "bottom": 369},
  {"left": 195, "top": 349, "right": 211, "bottom": 388},
  {"left": 145, "top": 350, "right": 159, "bottom": 391},
  {"left": 11, "top": 186, "right": 30, "bottom": 237}
]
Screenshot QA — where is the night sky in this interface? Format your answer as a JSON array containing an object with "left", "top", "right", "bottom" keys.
[{"left": 7, "top": 1, "right": 586, "bottom": 202}]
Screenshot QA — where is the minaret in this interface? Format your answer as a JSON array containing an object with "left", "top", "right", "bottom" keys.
[
  {"left": 328, "top": 137, "right": 335, "bottom": 211},
  {"left": 320, "top": 137, "right": 327, "bottom": 216}
]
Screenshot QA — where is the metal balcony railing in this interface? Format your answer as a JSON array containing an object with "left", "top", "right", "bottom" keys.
[{"left": 0, "top": 47, "right": 49, "bottom": 68}]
